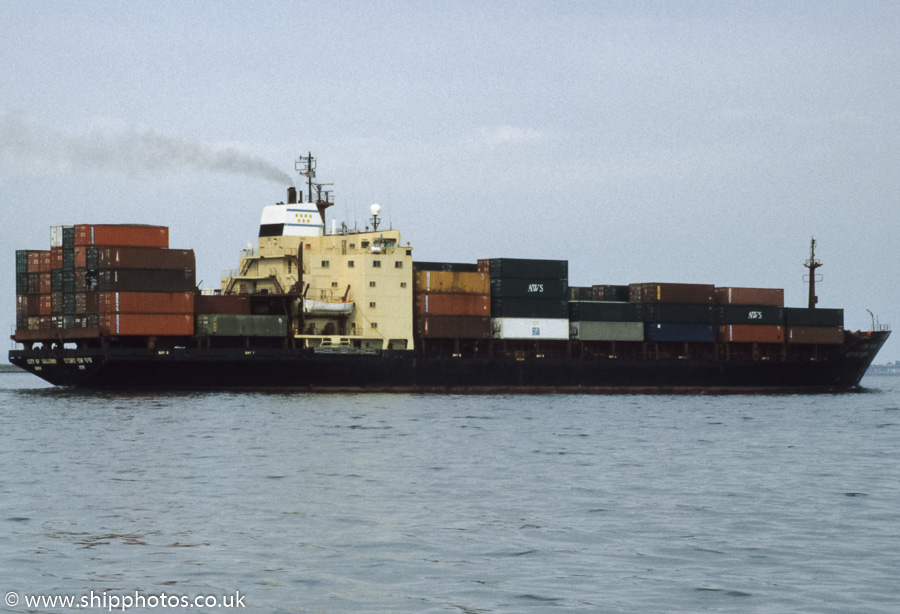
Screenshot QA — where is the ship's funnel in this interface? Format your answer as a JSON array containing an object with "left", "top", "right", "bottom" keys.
[{"left": 287, "top": 187, "right": 297, "bottom": 204}]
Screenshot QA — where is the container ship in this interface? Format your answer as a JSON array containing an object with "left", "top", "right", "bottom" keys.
[{"left": 8, "top": 156, "right": 890, "bottom": 392}]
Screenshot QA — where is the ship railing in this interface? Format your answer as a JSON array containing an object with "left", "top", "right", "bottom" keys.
[{"left": 313, "top": 346, "right": 379, "bottom": 356}]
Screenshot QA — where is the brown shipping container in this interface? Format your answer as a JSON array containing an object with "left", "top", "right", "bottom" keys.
[
  {"left": 95, "top": 246, "right": 196, "bottom": 270},
  {"left": 195, "top": 294, "right": 251, "bottom": 315},
  {"left": 629, "top": 282, "right": 715, "bottom": 304},
  {"left": 718, "top": 325, "right": 785, "bottom": 344},
  {"left": 27, "top": 251, "right": 44, "bottom": 273},
  {"left": 51, "top": 292, "right": 63, "bottom": 315},
  {"left": 414, "top": 270, "right": 490, "bottom": 294},
  {"left": 416, "top": 316, "right": 492, "bottom": 339},
  {"left": 39, "top": 273, "right": 52, "bottom": 294},
  {"left": 74, "top": 246, "right": 87, "bottom": 269},
  {"left": 75, "top": 224, "right": 169, "bottom": 248},
  {"left": 100, "top": 313, "right": 193, "bottom": 336},
  {"left": 39, "top": 251, "right": 52, "bottom": 272},
  {"left": 415, "top": 293, "right": 491, "bottom": 316},
  {"left": 98, "top": 291, "right": 194, "bottom": 314},
  {"left": 477, "top": 259, "right": 491, "bottom": 274},
  {"left": 38, "top": 294, "right": 51, "bottom": 316},
  {"left": 75, "top": 269, "right": 88, "bottom": 292},
  {"left": 27, "top": 295, "right": 40, "bottom": 317},
  {"left": 51, "top": 246, "right": 63, "bottom": 269},
  {"left": 98, "top": 269, "right": 196, "bottom": 293},
  {"left": 714, "top": 287, "right": 784, "bottom": 306},
  {"left": 787, "top": 326, "right": 844, "bottom": 345}
]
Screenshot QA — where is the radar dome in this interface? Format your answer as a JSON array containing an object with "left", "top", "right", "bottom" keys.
[{"left": 370, "top": 203, "right": 382, "bottom": 216}]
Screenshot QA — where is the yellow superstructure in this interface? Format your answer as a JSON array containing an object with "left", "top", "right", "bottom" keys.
[{"left": 221, "top": 198, "right": 414, "bottom": 351}]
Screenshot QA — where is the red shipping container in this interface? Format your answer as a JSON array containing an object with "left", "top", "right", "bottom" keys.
[
  {"left": 39, "top": 294, "right": 52, "bottom": 316},
  {"left": 715, "top": 287, "right": 784, "bottom": 306},
  {"left": 27, "top": 251, "right": 42, "bottom": 273},
  {"left": 27, "top": 295, "right": 41, "bottom": 317},
  {"left": 98, "top": 291, "right": 195, "bottom": 314},
  {"left": 39, "top": 272, "right": 52, "bottom": 294},
  {"left": 787, "top": 327, "right": 844, "bottom": 345},
  {"left": 51, "top": 247, "right": 63, "bottom": 269},
  {"left": 74, "top": 246, "right": 87, "bottom": 269},
  {"left": 718, "top": 325, "right": 784, "bottom": 344},
  {"left": 95, "top": 246, "right": 195, "bottom": 270},
  {"left": 100, "top": 313, "right": 193, "bottom": 336},
  {"left": 75, "top": 224, "right": 169, "bottom": 248},
  {"left": 477, "top": 259, "right": 491, "bottom": 274},
  {"left": 415, "top": 293, "right": 490, "bottom": 316},
  {"left": 195, "top": 294, "right": 251, "bottom": 315}
]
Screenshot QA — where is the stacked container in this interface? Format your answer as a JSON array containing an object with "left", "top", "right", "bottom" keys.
[
  {"left": 715, "top": 286, "right": 785, "bottom": 343},
  {"left": 483, "top": 258, "right": 569, "bottom": 340},
  {"left": 569, "top": 301, "right": 644, "bottom": 341},
  {"left": 630, "top": 282, "right": 717, "bottom": 343},
  {"left": 784, "top": 307, "right": 844, "bottom": 344},
  {"left": 413, "top": 262, "right": 491, "bottom": 339},
  {"left": 14, "top": 224, "right": 195, "bottom": 338}
]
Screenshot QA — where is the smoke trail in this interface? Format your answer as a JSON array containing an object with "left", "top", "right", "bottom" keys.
[{"left": 0, "top": 112, "right": 292, "bottom": 184}]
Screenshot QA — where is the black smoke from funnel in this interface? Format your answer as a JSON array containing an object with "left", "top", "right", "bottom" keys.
[{"left": 0, "top": 111, "right": 292, "bottom": 184}]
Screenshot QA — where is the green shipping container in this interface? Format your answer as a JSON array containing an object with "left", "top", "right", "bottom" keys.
[
  {"left": 196, "top": 314, "right": 287, "bottom": 337},
  {"left": 570, "top": 321, "right": 644, "bottom": 341}
]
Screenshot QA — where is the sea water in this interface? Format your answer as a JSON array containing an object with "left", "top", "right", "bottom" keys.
[{"left": 1, "top": 372, "right": 898, "bottom": 613}]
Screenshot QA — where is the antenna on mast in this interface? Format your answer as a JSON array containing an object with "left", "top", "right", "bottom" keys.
[
  {"left": 295, "top": 152, "right": 334, "bottom": 233},
  {"left": 803, "top": 237, "right": 823, "bottom": 309}
]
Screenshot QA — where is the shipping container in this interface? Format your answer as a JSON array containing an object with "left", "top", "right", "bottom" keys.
[
  {"left": 51, "top": 292, "right": 62, "bottom": 315},
  {"left": 92, "top": 246, "right": 196, "bottom": 271},
  {"left": 27, "top": 317, "right": 40, "bottom": 331},
  {"left": 62, "top": 226, "right": 75, "bottom": 249},
  {"left": 50, "top": 226, "right": 68, "bottom": 248},
  {"left": 491, "top": 317, "right": 569, "bottom": 340},
  {"left": 16, "top": 250, "right": 29, "bottom": 274},
  {"left": 98, "top": 291, "right": 194, "bottom": 314},
  {"left": 74, "top": 224, "right": 169, "bottom": 248},
  {"left": 15, "top": 295, "right": 28, "bottom": 315},
  {"left": 195, "top": 314, "right": 286, "bottom": 337},
  {"left": 568, "top": 286, "right": 593, "bottom": 301},
  {"left": 16, "top": 272, "right": 28, "bottom": 296},
  {"left": 490, "top": 297, "right": 568, "bottom": 319},
  {"left": 51, "top": 247, "right": 63, "bottom": 269},
  {"left": 414, "top": 270, "right": 490, "bottom": 295},
  {"left": 718, "top": 325, "right": 785, "bottom": 344},
  {"left": 784, "top": 308, "right": 844, "bottom": 328},
  {"left": 490, "top": 278, "right": 568, "bottom": 298},
  {"left": 61, "top": 270, "right": 75, "bottom": 294},
  {"left": 645, "top": 323, "right": 717, "bottom": 343},
  {"left": 591, "top": 285, "right": 630, "bottom": 302},
  {"left": 570, "top": 321, "right": 645, "bottom": 341},
  {"left": 787, "top": 326, "right": 844, "bottom": 344},
  {"left": 717, "top": 305, "right": 784, "bottom": 326},
  {"left": 568, "top": 301, "right": 644, "bottom": 322},
  {"left": 195, "top": 294, "right": 252, "bottom": 315},
  {"left": 16, "top": 314, "right": 28, "bottom": 331},
  {"left": 415, "top": 315, "right": 492, "bottom": 339},
  {"left": 39, "top": 273, "right": 51, "bottom": 294},
  {"left": 415, "top": 293, "right": 490, "bottom": 316},
  {"left": 100, "top": 313, "right": 194, "bottom": 336},
  {"left": 27, "top": 273, "right": 40, "bottom": 295},
  {"left": 62, "top": 248, "right": 75, "bottom": 272},
  {"left": 62, "top": 293, "right": 75, "bottom": 315},
  {"left": 413, "top": 261, "right": 479, "bottom": 273},
  {"left": 39, "top": 316, "right": 51, "bottom": 330},
  {"left": 26, "top": 295, "right": 40, "bottom": 317},
  {"left": 488, "top": 258, "right": 568, "bottom": 280},
  {"left": 74, "top": 292, "right": 98, "bottom": 315},
  {"left": 97, "top": 269, "right": 196, "bottom": 293},
  {"left": 477, "top": 258, "right": 490, "bottom": 273},
  {"left": 39, "top": 294, "right": 51, "bottom": 316},
  {"left": 39, "top": 251, "right": 52, "bottom": 272},
  {"left": 26, "top": 251, "right": 43, "bottom": 273},
  {"left": 714, "top": 287, "right": 784, "bottom": 306},
  {"left": 644, "top": 303, "right": 716, "bottom": 324},
  {"left": 629, "top": 283, "right": 715, "bottom": 304}
]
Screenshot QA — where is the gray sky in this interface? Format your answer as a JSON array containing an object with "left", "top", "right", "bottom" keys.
[{"left": 3, "top": 1, "right": 898, "bottom": 362}]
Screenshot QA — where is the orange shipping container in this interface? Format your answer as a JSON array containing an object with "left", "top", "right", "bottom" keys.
[
  {"left": 74, "top": 246, "right": 87, "bottom": 269},
  {"left": 51, "top": 247, "right": 63, "bottom": 269},
  {"left": 39, "top": 251, "right": 52, "bottom": 272},
  {"left": 27, "top": 251, "right": 45, "bottom": 273},
  {"left": 39, "top": 273, "right": 52, "bottom": 294},
  {"left": 718, "top": 325, "right": 784, "bottom": 344},
  {"left": 100, "top": 313, "right": 193, "bottom": 336},
  {"left": 714, "top": 287, "right": 784, "bottom": 306},
  {"left": 98, "top": 291, "right": 195, "bottom": 314},
  {"left": 74, "top": 224, "right": 169, "bottom": 248},
  {"left": 415, "top": 293, "right": 490, "bottom": 316},
  {"left": 39, "top": 294, "right": 52, "bottom": 316},
  {"left": 414, "top": 270, "right": 490, "bottom": 294}
]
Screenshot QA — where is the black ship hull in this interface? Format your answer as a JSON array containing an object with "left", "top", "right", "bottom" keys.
[{"left": 9, "top": 330, "right": 890, "bottom": 393}]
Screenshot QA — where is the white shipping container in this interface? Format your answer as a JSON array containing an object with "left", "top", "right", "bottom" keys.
[
  {"left": 50, "top": 226, "right": 67, "bottom": 248},
  {"left": 491, "top": 317, "right": 569, "bottom": 340},
  {"left": 570, "top": 321, "right": 644, "bottom": 341}
]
